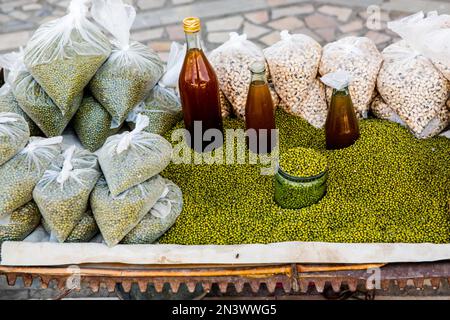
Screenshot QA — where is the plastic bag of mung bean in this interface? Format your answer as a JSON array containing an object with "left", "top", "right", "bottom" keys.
[
  {"left": 13, "top": 66, "right": 81, "bottom": 137},
  {"left": 89, "top": 0, "right": 164, "bottom": 127},
  {"left": 0, "top": 201, "right": 41, "bottom": 243},
  {"left": 126, "top": 85, "right": 182, "bottom": 136},
  {"left": 122, "top": 178, "right": 183, "bottom": 244},
  {"left": 42, "top": 210, "right": 99, "bottom": 243},
  {"left": 0, "top": 52, "right": 43, "bottom": 136},
  {"left": 97, "top": 114, "right": 172, "bottom": 196},
  {"left": 263, "top": 31, "right": 324, "bottom": 120},
  {"left": 24, "top": 0, "right": 111, "bottom": 116},
  {"left": 91, "top": 175, "right": 166, "bottom": 247},
  {"left": 209, "top": 32, "right": 269, "bottom": 119},
  {"left": 33, "top": 145, "right": 101, "bottom": 242},
  {"left": 73, "top": 95, "right": 121, "bottom": 152},
  {"left": 376, "top": 40, "right": 449, "bottom": 138},
  {"left": 0, "top": 112, "right": 30, "bottom": 166},
  {"left": 0, "top": 136, "right": 62, "bottom": 216},
  {"left": 319, "top": 36, "right": 382, "bottom": 119}
]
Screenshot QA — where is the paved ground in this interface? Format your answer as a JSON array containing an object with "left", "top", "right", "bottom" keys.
[{"left": 1, "top": 0, "right": 449, "bottom": 61}]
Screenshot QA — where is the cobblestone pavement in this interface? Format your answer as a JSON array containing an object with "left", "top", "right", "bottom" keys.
[{"left": 0, "top": 0, "right": 449, "bottom": 61}]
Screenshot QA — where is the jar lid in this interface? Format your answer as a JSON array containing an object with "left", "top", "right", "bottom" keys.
[
  {"left": 249, "top": 61, "right": 265, "bottom": 74},
  {"left": 183, "top": 17, "right": 201, "bottom": 33}
]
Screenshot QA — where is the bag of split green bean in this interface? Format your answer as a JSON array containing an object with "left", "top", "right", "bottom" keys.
[
  {"left": 89, "top": 0, "right": 164, "bottom": 127},
  {"left": 90, "top": 175, "right": 166, "bottom": 246},
  {"left": 126, "top": 85, "right": 182, "bottom": 136},
  {"left": 33, "top": 146, "right": 101, "bottom": 242},
  {"left": 0, "top": 112, "right": 30, "bottom": 166},
  {"left": 24, "top": 0, "right": 111, "bottom": 116},
  {"left": 0, "top": 136, "right": 63, "bottom": 215},
  {"left": 122, "top": 178, "right": 183, "bottom": 244},
  {"left": 97, "top": 114, "right": 172, "bottom": 196}
]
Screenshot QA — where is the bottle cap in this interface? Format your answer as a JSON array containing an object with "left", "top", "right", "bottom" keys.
[
  {"left": 249, "top": 61, "right": 265, "bottom": 73},
  {"left": 183, "top": 17, "right": 201, "bottom": 33}
]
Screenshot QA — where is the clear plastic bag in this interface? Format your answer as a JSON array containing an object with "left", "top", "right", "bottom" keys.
[
  {"left": 264, "top": 31, "right": 323, "bottom": 119},
  {"left": 33, "top": 145, "right": 101, "bottom": 242},
  {"left": 122, "top": 178, "right": 183, "bottom": 244},
  {"left": 24, "top": 0, "right": 111, "bottom": 116},
  {"left": 90, "top": 174, "right": 166, "bottom": 246},
  {"left": 0, "top": 201, "right": 41, "bottom": 243},
  {"left": 209, "top": 33, "right": 268, "bottom": 119},
  {"left": 319, "top": 36, "right": 382, "bottom": 118},
  {"left": 89, "top": 0, "right": 164, "bottom": 127},
  {"left": 97, "top": 114, "right": 172, "bottom": 196},
  {"left": 0, "top": 136, "right": 62, "bottom": 215},
  {"left": 0, "top": 112, "right": 30, "bottom": 166},
  {"left": 0, "top": 51, "right": 43, "bottom": 136},
  {"left": 42, "top": 210, "right": 99, "bottom": 243},
  {"left": 159, "top": 42, "right": 186, "bottom": 89},
  {"left": 377, "top": 40, "right": 449, "bottom": 137},
  {"left": 126, "top": 85, "right": 182, "bottom": 136},
  {"left": 73, "top": 95, "right": 121, "bottom": 152}
]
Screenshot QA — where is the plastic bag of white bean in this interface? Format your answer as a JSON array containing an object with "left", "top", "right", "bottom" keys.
[
  {"left": 126, "top": 84, "right": 182, "bottom": 136},
  {"left": 24, "top": 0, "right": 111, "bottom": 116},
  {"left": 33, "top": 146, "right": 101, "bottom": 242},
  {"left": 122, "top": 178, "right": 183, "bottom": 244},
  {"left": 0, "top": 112, "right": 30, "bottom": 166},
  {"left": 264, "top": 31, "right": 323, "bottom": 121},
  {"left": 97, "top": 114, "right": 172, "bottom": 196},
  {"left": 371, "top": 94, "right": 450, "bottom": 139},
  {"left": 376, "top": 40, "right": 449, "bottom": 138},
  {"left": 91, "top": 175, "right": 166, "bottom": 246},
  {"left": 209, "top": 33, "right": 268, "bottom": 119},
  {"left": 319, "top": 36, "right": 382, "bottom": 118},
  {"left": 0, "top": 136, "right": 62, "bottom": 216},
  {"left": 89, "top": 0, "right": 164, "bottom": 127}
]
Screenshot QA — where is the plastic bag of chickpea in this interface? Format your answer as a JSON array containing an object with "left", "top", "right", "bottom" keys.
[
  {"left": 263, "top": 31, "right": 325, "bottom": 126},
  {"left": 319, "top": 36, "right": 382, "bottom": 119},
  {"left": 0, "top": 112, "right": 30, "bottom": 166},
  {"left": 0, "top": 201, "right": 41, "bottom": 243}
]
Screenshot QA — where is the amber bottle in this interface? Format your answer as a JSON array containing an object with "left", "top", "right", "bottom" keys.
[
  {"left": 179, "top": 17, "right": 223, "bottom": 153},
  {"left": 325, "top": 86, "right": 360, "bottom": 150},
  {"left": 245, "top": 62, "right": 276, "bottom": 154}
]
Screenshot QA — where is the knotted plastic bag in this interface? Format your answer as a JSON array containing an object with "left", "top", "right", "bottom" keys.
[
  {"left": 73, "top": 95, "right": 121, "bottom": 152},
  {"left": 376, "top": 12, "right": 450, "bottom": 138},
  {"left": 126, "top": 85, "right": 182, "bottom": 136},
  {"left": 122, "top": 178, "right": 183, "bottom": 244},
  {"left": 264, "top": 31, "right": 324, "bottom": 121},
  {"left": 33, "top": 145, "right": 100, "bottom": 242},
  {"left": 42, "top": 210, "right": 99, "bottom": 243},
  {"left": 209, "top": 33, "right": 269, "bottom": 119},
  {"left": 0, "top": 51, "right": 43, "bottom": 136},
  {"left": 0, "top": 136, "right": 62, "bottom": 215},
  {"left": 0, "top": 112, "right": 30, "bottom": 166},
  {"left": 89, "top": 0, "right": 164, "bottom": 127},
  {"left": 0, "top": 201, "right": 41, "bottom": 243},
  {"left": 319, "top": 36, "right": 382, "bottom": 118},
  {"left": 91, "top": 175, "right": 166, "bottom": 246},
  {"left": 97, "top": 114, "right": 172, "bottom": 196},
  {"left": 24, "top": 0, "right": 111, "bottom": 115}
]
